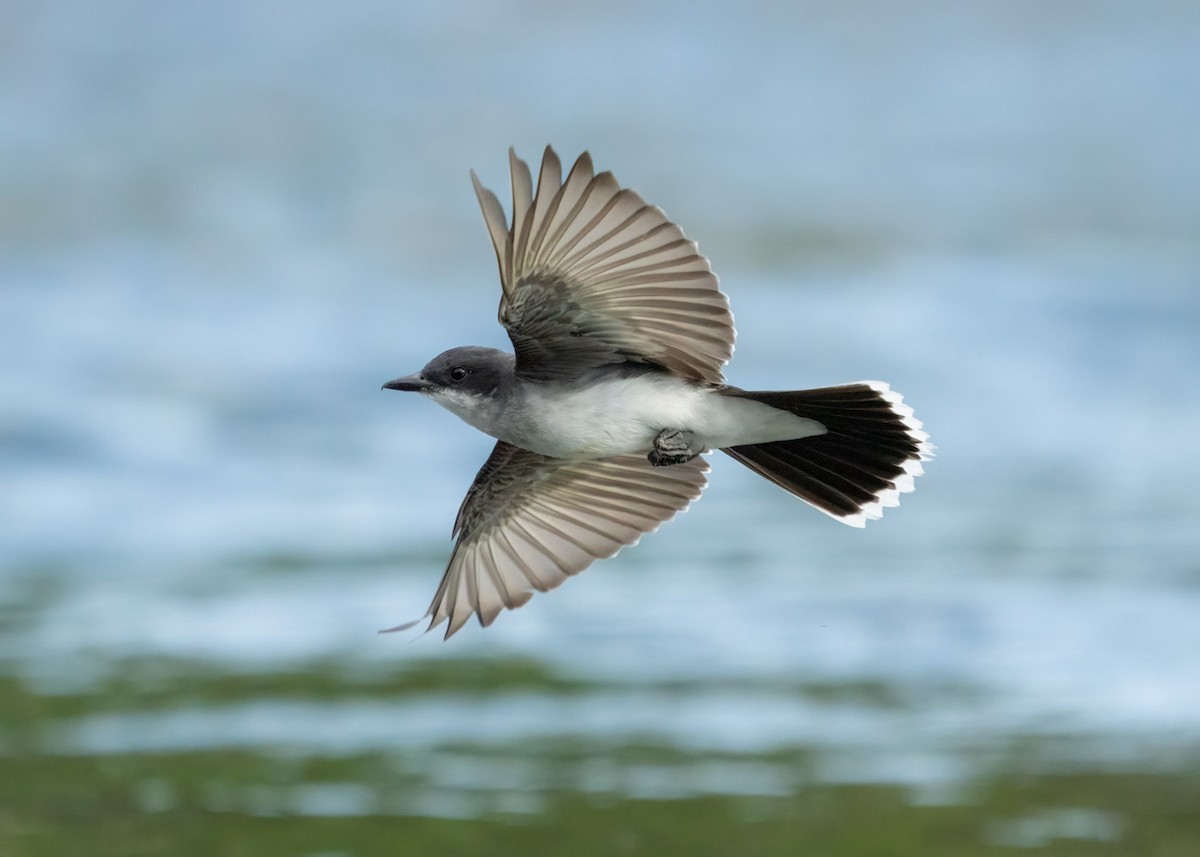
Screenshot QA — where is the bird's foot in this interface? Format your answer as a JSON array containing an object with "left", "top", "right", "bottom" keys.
[{"left": 648, "top": 429, "right": 700, "bottom": 467}]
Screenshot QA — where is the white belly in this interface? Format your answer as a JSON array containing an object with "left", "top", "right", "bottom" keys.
[{"left": 499, "top": 375, "right": 823, "bottom": 459}]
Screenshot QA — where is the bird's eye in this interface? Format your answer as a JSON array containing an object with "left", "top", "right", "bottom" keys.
[{"left": 449, "top": 367, "right": 469, "bottom": 383}]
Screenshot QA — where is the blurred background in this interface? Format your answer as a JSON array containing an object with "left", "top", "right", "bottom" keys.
[{"left": 3, "top": 1, "right": 1199, "bottom": 853}]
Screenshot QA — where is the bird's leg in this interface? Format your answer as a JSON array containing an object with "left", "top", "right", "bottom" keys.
[{"left": 648, "top": 429, "right": 700, "bottom": 467}]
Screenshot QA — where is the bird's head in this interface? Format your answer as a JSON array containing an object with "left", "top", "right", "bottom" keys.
[{"left": 383, "top": 346, "right": 514, "bottom": 421}]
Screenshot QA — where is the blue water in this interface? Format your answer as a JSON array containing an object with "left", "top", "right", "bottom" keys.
[{"left": 3, "top": 0, "right": 1200, "bottom": 799}]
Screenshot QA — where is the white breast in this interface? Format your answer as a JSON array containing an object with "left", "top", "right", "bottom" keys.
[{"left": 497, "top": 375, "right": 823, "bottom": 460}]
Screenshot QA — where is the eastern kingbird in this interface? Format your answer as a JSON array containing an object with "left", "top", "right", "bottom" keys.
[{"left": 384, "top": 146, "right": 932, "bottom": 638}]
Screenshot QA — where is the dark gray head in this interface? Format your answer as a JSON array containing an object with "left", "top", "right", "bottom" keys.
[{"left": 383, "top": 346, "right": 514, "bottom": 399}]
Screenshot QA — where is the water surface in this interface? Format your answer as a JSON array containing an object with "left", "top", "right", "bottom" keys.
[{"left": 3, "top": 1, "right": 1199, "bottom": 852}]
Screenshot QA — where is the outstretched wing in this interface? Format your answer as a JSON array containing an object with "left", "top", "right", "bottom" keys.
[
  {"left": 395, "top": 441, "right": 709, "bottom": 638},
  {"left": 471, "top": 146, "right": 735, "bottom": 383}
]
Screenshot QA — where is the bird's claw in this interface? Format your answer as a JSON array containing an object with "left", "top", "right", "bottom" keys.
[{"left": 648, "top": 429, "right": 700, "bottom": 466}]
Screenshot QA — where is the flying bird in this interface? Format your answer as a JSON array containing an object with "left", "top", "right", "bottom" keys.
[{"left": 384, "top": 146, "right": 931, "bottom": 638}]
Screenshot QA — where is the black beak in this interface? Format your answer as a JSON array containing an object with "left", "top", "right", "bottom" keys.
[{"left": 382, "top": 373, "right": 432, "bottom": 392}]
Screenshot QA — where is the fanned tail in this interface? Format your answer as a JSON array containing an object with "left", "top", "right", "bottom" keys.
[{"left": 721, "top": 382, "right": 932, "bottom": 527}]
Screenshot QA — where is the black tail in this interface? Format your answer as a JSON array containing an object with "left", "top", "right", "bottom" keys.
[{"left": 721, "top": 382, "right": 931, "bottom": 527}]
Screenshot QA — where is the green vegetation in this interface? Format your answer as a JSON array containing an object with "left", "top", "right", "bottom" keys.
[
  {"left": 1, "top": 657, "right": 1197, "bottom": 855},
  {"left": 1, "top": 752, "right": 1198, "bottom": 856}
]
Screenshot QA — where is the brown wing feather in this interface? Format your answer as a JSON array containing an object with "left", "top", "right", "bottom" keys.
[
  {"left": 472, "top": 146, "right": 735, "bottom": 383},
  {"left": 396, "top": 441, "right": 709, "bottom": 638}
]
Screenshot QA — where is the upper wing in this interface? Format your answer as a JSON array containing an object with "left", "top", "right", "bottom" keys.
[
  {"left": 471, "top": 146, "right": 735, "bottom": 383},
  {"left": 398, "top": 441, "right": 709, "bottom": 639}
]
